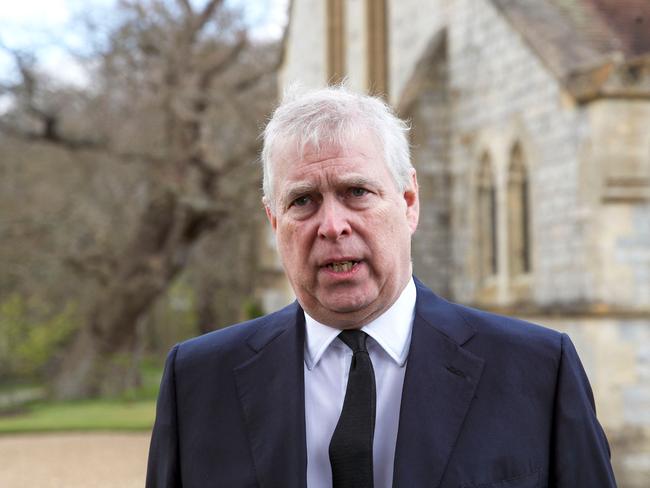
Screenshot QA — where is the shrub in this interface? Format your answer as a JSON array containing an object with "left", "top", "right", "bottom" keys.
[{"left": 0, "top": 294, "right": 79, "bottom": 382}]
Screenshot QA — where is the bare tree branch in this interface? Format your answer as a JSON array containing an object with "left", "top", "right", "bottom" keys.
[
  {"left": 0, "top": 119, "right": 165, "bottom": 164},
  {"left": 64, "top": 254, "right": 117, "bottom": 286},
  {"left": 198, "top": 32, "right": 247, "bottom": 91},
  {"left": 196, "top": 0, "right": 225, "bottom": 31},
  {"left": 220, "top": 141, "right": 261, "bottom": 173},
  {"left": 233, "top": 67, "right": 275, "bottom": 93},
  {"left": 0, "top": 119, "right": 103, "bottom": 150},
  {"left": 231, "top": 43, "right": 285, "bottom": 94},
  {"left": 179, "top": 0, "right": 225, "bottom": 47},
  {"left": 176, "top": 0, "right": 193, "bottom": 17}
]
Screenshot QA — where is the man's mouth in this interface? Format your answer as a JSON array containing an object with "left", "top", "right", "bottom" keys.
[{"left": 326, "top": 260, "right": 360, "bottom": 273}]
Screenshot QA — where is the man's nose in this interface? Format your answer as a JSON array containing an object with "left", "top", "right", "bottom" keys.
[{"left": 317, "top": 199, "right": 352, "bottom": 241}]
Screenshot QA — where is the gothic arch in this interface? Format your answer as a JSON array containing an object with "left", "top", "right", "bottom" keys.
[
  {"left": 507, "top": 143, "right": 532, "bottom": 277},
  {"left": 477, "top": 152, "right": 498, "bottom": 283}
]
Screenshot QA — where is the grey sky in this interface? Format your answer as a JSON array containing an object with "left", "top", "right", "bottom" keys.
[{"left": 0, "top": 0, "right": 288, "bottom": 85}]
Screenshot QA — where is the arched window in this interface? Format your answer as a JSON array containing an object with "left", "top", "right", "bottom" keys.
[
  {"left": 327, "top": 0, "right": 346, "bottom": 84},
  {"left": 477, "top": 154, "right": 498, "bottom": 281},
  {"left": 507, "top": 144, "right": 531, "bottom": 276},
  {"left": 367, "top": 0, "right": 388, "bottom": 96}
]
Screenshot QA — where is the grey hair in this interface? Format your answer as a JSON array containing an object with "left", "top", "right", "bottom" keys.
[{"left": 261, "top": 85, "right": 412, "bottom": 213}]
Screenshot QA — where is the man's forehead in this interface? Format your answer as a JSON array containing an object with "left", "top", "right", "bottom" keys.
[
  {"left": 270, "top": 131, "right": 395, "bottom": 205},
  {"left": 282, "top": 172, "right": 377, "bottom": 192},
  {"left": 275, "top": 141, "right": 381, "bottom": 179},
  {"left": 276, "top": 129, "right": 382, "bottom": 161}
]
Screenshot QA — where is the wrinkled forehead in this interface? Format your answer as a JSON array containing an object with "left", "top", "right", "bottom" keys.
[{"left": 271, "top": 127, "right": 385, "bottom": 167}]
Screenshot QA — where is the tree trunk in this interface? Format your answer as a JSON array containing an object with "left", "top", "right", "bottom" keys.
[
  {"left": 197, "top": 275, "right": 218, "bottom": 335},
  {"left": 52, "top": 189, "right": 213, "bottom": 399},
  {"left": 193, "top": 209, "right": 262, "bottom": 334}
]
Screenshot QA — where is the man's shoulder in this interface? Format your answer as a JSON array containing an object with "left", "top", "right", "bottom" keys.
[
  {"left": 414, "top": 279, "right": 562, "bottom": 357},
  {"left": 449, "top": 302, "right": 567, "bottom": 375},
  {"left": 172, "top": 301, "right": 301, "bottom": 366},
  {"left": 416, "top": 281, "right": 565, "bottom": 384},
  {"left": 454, "top": 302, "right": 560, "bottom": 341}
]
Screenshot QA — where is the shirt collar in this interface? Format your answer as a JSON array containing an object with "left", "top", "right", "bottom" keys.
[{"left": 304, "top": 277, "right": 416, "bottom": 370}]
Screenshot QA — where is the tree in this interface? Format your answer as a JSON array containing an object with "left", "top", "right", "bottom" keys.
[{"left": 0, "top": 0, "right": 282, "bottom": 398}]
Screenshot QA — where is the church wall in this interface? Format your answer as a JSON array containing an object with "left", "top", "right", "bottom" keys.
[
  {"left": 407, "top": 58, "right": 453, "bottom": 296},
  {"left": 387, "top": 0, "right": 452, "bottom": 104},
  {"left": 279, "top": 0, "right": 327, "bottom": 91},
  {"left": 580, "top": 100, "right": 650, "bottom": 310},
  {"left": 588, "top": 203, "right": 650, "bottom": 309},
  {"left": 445, "top": 0, "right": 592, "bottom": 307}
]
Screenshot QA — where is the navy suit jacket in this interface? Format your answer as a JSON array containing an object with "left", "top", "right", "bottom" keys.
[{"left": 146, "top": 279, "right": 616, "bottom": 487}]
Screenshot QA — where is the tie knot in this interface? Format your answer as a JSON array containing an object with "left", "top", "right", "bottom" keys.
[{"left": 338, "top": 329, "right": 369, "bottom": 353}]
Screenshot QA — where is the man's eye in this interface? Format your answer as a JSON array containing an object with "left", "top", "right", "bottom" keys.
[
  {"left": 350, "top": 187, "right": 369, "bottom": 197},
  {"left": 292, "top": 195, "right": 311, "bottom": 207}
]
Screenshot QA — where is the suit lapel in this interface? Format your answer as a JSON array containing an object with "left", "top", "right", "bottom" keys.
[
  {"left": 393, "top": 282, "right": 485, "bottom": 487},
  {"left": 233, "top": 304, "right": 307, "bottom": 488}
]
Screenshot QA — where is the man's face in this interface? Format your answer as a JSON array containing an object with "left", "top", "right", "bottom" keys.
[{"left": 265, "top": 132, "right": 419, "bottom": 329}]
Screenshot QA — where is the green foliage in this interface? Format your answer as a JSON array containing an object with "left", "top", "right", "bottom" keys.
[
  {"left": 147, "top": 278, "right": 199, "bottom": 354},
  {"left": 0, "top": 294, "right": 79, "bottom": 382},
  {"left": 243, "top": 298, "right": 264, "bottom": 320},
  {"left": 119, "top": 359, "right": 164, "bottom": 402}
]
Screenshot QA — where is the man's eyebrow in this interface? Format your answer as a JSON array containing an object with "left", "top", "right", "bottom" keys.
[
  {"left": 339, "top": 175, "right": 377, "bottom": 188},
  {"left": 281, "top": 182, "right": 317, "bottom": 204}
]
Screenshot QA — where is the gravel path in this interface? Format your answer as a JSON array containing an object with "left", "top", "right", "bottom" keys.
[{"left": 0, "top": 432, "right": 151, "bottom": 488}]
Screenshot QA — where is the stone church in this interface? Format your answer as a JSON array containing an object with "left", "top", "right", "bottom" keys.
[{"left": 261, "top": 1, "right": 650, "bottom": 485}]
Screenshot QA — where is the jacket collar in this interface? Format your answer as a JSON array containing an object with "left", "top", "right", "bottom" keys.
[{"left": 234, "top": 302, "right": 308, "bottom": 488}]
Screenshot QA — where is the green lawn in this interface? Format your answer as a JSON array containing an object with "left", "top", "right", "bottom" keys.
[
  {"left": 0, "top": 399, "right": 156, "bottom": 434},
  {"left": 0, "top": 361, "right": 162, "bottom": 434}
]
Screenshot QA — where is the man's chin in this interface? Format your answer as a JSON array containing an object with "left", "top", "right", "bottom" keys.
[
  {"left": 319, "top": 292, "right": 374, "bottom": 313},
  {"left": 326, "top": 302, "right": 368, "bottom": 315},
  {"left": 309, "top": 295, "right": 379, "bottom": 326}
]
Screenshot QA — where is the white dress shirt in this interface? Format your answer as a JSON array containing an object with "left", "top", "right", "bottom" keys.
[{"left": 304, "top": 278, "right": 416, "bottom": 488}]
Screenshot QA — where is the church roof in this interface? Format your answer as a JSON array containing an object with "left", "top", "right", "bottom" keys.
[
  {"left": 491, "top": 0, "right": 650, "bottom": 101},
  {"left": 582, "top": 0, "right": 650, "bottom": 56}
]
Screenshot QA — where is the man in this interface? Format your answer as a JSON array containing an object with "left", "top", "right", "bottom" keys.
[{"left": 147, "top": 87, "right": 616, "bottom": 487}]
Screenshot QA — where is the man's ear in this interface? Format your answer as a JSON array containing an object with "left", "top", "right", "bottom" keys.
[
  {"left": 404, "top": 169, "right": 419, "bottom": 235},
  {"left": 264, "top": 198, "right": 277, "bottom": 231}
]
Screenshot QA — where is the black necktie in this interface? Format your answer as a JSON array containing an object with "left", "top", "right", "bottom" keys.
[{"left": 329, "top": 330, "right": 376, "bottom": 488}]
